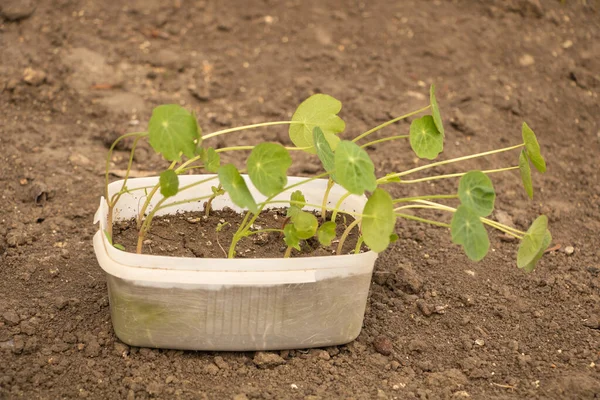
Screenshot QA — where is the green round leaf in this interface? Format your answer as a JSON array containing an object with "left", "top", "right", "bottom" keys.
[
  {"left": 430, "top": 84, "right": 444, "bottom": 136},
  {"left": 451, "top": 205, "right": 490, "bottom": 261},
  {"left": 148, "top": 105, "right": 201, "bottom": 161},
  {"left": 313, "top": 126, "right": 335, "bottom": 176},
  {"left": 517, "top": 215, "right": 548, "bottom": 268},
  {"left": 159, "top": 169, "right": 179, "bottom": 198},
  {"left": 522, "top": 122, "right": 546, "bottom": 173},
  {"left": 283, "top": 224, "right": 301, "bottom": 251},
  {"left": 317, "top": 221, "right": 337, "bottom": 246},
  {"left": 520, "top": 230, "right": 551, "bottom": 273},
  {"left": 410, "top": 115, "right": 444, "bottom": 160},
  {"left": 247, "top": 143, "right": 291, "bottom": 197},
  {"left": 291, "top": 210, "right": 318, "bottom": 240},
  {"left": 334, "top": 140, "right": 377, "bottom": 195},
  {"left": 519, "top": 149, "right": 534, "bottom": 199},
  {"left": 362, "top": 188, "right": 396, "bottom": 253},
  {"left": 289, "top": 94, "right": 345, "bottom": 153},
  {"left": 199, "top": 147, "right": 221, "bottom": 173},
  {"left": 458, "top": 171, "right": 496, "bottom": 217},
  {"left": 217, "top": 164, "right": 258, "bottom": 214}
]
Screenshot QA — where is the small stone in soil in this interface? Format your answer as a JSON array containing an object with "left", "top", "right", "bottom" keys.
[
  {"left": 253, "top": 352, "right": 285, "bottom": 368},
  {"left": 373, "top": 335, "right": 394, "bottom": 356},
  {"left": 564, "top": 246, "right": 574, "bottom": 255}
]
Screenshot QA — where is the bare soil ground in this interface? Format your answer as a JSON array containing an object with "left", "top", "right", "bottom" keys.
[{"left": 1, "top": 0, "right": 599, "bottom": 399}]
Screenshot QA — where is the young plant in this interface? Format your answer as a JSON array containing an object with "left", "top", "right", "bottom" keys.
[{"left": 103, "top": 85, "right": 551, "bottom": 272}]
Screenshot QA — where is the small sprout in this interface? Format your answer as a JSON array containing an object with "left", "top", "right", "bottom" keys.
[
  {"left": 247, "top": 143, "right": 292, "bottom": 197},
  {"left": 458, "top": 171, "right": 496, "bottom": 217},
  {"left": 517, "top": 215, "right": 550, "bottom": 271},
  {"left": 217, "top": 164, "right": 258, "bottom": 214},
  {"left": 287, "top": 190, "right": 306, "bottom": 218},
  {"left": 361, "top": 188, "right": 396, "bottom": 253},
  {"left": 289, "top": 94, "right": 345, "bottom": 153},
  {"left": 291, "top": 210, "right": 318, "bottom": 239},
  {"left": 409, "top": 115, "right": 443, "bottom": 160},
  {"left": 451, "top": 205, "right": 490, "bottom": 261},
  {"left": 148, "top": 105, "right": 201, "bottom": 161},
  {"left": 216, "top": 221, "right": 230, "bottom": 232},
  {"left": 522, "top": 122, "right": 546, "bottom": 173},
  {"left": 198, "top": 147, "right": 221, "bottom": 173},
  {"left": 113, "top": 243, "right": 126, "bottom": 251},
  {"left": 334, "top": 140, "right": 377, "bottom": 195},
  {"left": 430, "top": 84, "right": 444, "bottom": 136},
  {"left": 382, "top": 173, "right": 401, "bottom": 183},
  {"left": 519, "top": 149, "right": 534, "bottom": 199},
  {"left": 317, "top": 221, "right": 337, "bottom": 246},
  {"left": 159, "top": 170, "right": 179, "bottom": 198}
]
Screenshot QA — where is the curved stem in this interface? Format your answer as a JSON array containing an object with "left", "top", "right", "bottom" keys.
[
  {"left": 395, "top": 213, "right": 451, "bottom": 228},
  {"left": 379, "top": 144, "right": 525, "bottom": 182},
  {"left": 361, "top": 135, "right": 409, "bottom": 148},
  {"left": 321, "top": 178, "right": 335, "bottom": 220},
  {"left": 284, "top": 246, "right": 293, "bottom": 258},
  {"left": 137, "top": 160, "right": 178, "bottom": 228},
  {"left": 393, "top": 194, "right": 458, "bottom": 204},
  {"left": 354, "top": 236, "right": 364, "bottom": 254},
  {"left": 201, "top": 121, "right": 303, "bottom": 140},
  {"left": 389, "top": 166, "right": 520, "bottom": 185},
  {"left": 331, "top": 192, "right": 352, "bottom": 222},
  {"left": 352, "top": 105, "right": 431, "bottom": 143},
  {"left": 105, "top": 132, "right": 147, "bottom": 202},
  {"left": 336, "top": 218, "right": 361, "bottom": 255}
]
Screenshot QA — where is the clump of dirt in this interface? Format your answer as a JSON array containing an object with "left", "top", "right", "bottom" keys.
[{"left": 114, "top": 208, "right": 363, "bottom": 258}]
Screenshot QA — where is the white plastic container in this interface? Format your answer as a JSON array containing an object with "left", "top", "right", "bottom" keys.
[{"left": 93, "top": 175, "right": 378, "bottom": 351}]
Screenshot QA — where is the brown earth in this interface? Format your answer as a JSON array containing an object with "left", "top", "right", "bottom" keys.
[{"left": 1, "top": 0, "right": 600, "bottom": 399}]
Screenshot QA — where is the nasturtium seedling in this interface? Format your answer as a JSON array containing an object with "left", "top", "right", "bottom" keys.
[
  {"left": 451, "top": 205, "right": 490, "bottom": 261},
  {"left": 520, "top": 230, "right": 551, "bottom": 273},
  {"left": 291, "top": 210, "right": 319, "bottom": 239},
  {"left": 148, "top": 105, "right": 201, "bottom": 161},
  {"left": 289, "top": 94, "right": 345, "bottom": 153},
  {"left": 217, "top": 164, "right": 258, "bottom": 214},
  {"left": 334, "top": 140, "right": 377, "bottom": 195},
  {"left": 317, "top": 221, "right": 337, "bottom": 246},
  {"left": 159, "top": 169, "right": 179, "bottom": 198},
  {"left": 517, "top": 215, "right": 549, "bottom": 269},
  {"left": 247, "top": 143, "right": 291, "bottom": 197},
  {"left": 198, "top": 147, "right": 220, "bottom": 173},
  {"left": 313, "top": 127, "right": 335, "bottom": 176},
  {"left": 519, "top": 149, "right": 534, "bottom": 199},
  {"left": 430, "top": 84, "right": 444, "bottom": 136},
  {"left": 458, "top": 171, "right": 496, "bottom": 217},
  {"left": 409, "top": 115, "right": 444, "bottom": 160},
  {"left": 361, "top": 188, "right": 396, "bottom": 253},
  {"left": 522, "top": 122, "right": 546, "bottom": 173}
]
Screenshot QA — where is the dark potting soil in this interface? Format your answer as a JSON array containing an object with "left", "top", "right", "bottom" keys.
[{"left": 113, "top": 208, "right": 364, "bottom": 258}]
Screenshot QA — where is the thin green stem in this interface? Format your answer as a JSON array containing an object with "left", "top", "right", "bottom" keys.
[
  {"left": 393, "top": 194, "right": 458, "bottom": 204},
  {"left": 361, "top": 135, "right": 409, "bottom": 148},
  {"left": 352, "top": 105, "right": 431, "bottom": 143},
  {"left": 389, "top": 166, "right": 520, "bottom": 185},
  {"left": 244, "top": 228, "right": 284, "bottom": 236},
  {"left": 379, "top": 143, "right": 525, "bottom": 182},
  {"left": 202, "top": 121, "right": 304, "bottom": 140},
  {"left": 105, "top": 132, "right": 147, "bottom": 202},
  {"left": 137, "top": 160, "right": 178, "bottom": 228},
  {"left": 354, "top": 236, "right": 364, "bottom": 254},
  {"left": 394, "top": 204, "right": 447, "bottom": 212},
  {"left": 284, "top": 246, "right": 293, "bottom": 258},
  {"left": 321, "top": 178, "right": 335, "bottom": 220},
  {"left": 336, "top": 219, "right": 361, "bottom": 255},
  {"left": 331, "top": 192, "right": 352, "bottom": 222},
  {"left": 395, "top": 213, "right": 451, "bottom": 228}
]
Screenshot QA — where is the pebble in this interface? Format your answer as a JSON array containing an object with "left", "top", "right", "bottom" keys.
[
  {"left": 474, "top": 339, "right": 485, "bottom": 347},
  {"left": 2, "top": 310, "right": 20, "bottom": 326},
  {"left": 564, "top": 246, "right": 574, "bottom": 255},
  {"left": 233, "top": 394, "right": 249, "bottom": 400},
  {"left": 562, "top": 40, "right": 573, "bottom": 49},
  {"left": 84, "top": 339, "right": 101, "bottom": 357},
  {"left": 519, "top": 54, "right": 535, "bottom": 67},
  {"left": 214, "top": 356, "right": 229, "bottom": 370},
  {"left": 22, "top": 68, "right": 46, "bottom": 86},
  {"left": 253, "top": 351, "right": 285, "bottom": 368},
  {"left": 373, "top": 335, "right": 393, "bottom": 356},
  {"left": 114, "top": 342, "right": 129, "bottom": 357},
  {"left": 204, "top": 364, "right": 219, "bottom": 375}
]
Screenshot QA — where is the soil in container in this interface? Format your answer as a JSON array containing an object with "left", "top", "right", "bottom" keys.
[{"left": 113, "top": 207, "right": 365, "bottom": 258}]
